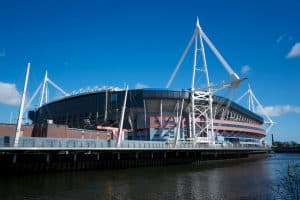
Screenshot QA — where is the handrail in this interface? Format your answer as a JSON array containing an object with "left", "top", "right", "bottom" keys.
[{"left": 0, "top": 136, "right": 268, "bottom": 150}]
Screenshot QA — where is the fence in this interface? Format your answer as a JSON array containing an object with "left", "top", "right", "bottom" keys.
[{"left": 0, "top": 136, "right": 267, "bottom": 150}]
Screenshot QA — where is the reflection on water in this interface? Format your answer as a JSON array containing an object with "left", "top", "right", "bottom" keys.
[{"left": 0, "top": 154, "right": 299, "bottom": 200}]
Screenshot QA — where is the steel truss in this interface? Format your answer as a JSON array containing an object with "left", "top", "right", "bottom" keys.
[
  {"left": 25, "top": 71, "right": 69, "bottom": 110},
  {"left": 167, "top": 18, "right": 241, "bottom": 144},
  {"left": 236, "top": 85, "right": 275, "bottom": 134}
]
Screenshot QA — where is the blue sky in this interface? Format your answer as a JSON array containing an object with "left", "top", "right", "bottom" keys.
[{"left": 0, "top": 0, "right": 299, "bottom": 142}]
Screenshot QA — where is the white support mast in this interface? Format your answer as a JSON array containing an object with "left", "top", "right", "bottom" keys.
[
  {"left": 47, "top": 78, "right": 69, "bottom": 96},
  {"left": 198, "top": 27, "right": 240, "bottom": 81},
  {"left": 40, "top": 71, "right": 48, "bottom": 107},
  {"left": 190, "top": 25, "right": 197, "bottom": 140},
  {"left": 166, "top": 31, "right": 197, "bottom": 88},
  {"left": 194, "top": 18, "right": 215, "bottom": 143},
  {"left": 24, "top": 70, "right": 69, "bottom": 111},
  {"left": 166, "top": 18, "right": 241, "bottom": 89},
  {"left": 117, "top": 86, "right": 128, "bottom": 148},
  {"left": 236, "top": 85, "right": 275, "bottom": 134},
  {"left": 14, "top": 63, "right": 31, "bottom": 147},
  {"left": 25, "top": 81, "right": 43, "bottom": 109},
  {"left": 175, "top": 99, "right": 184, "bottom": 145},
  {"left": 166, "top": 18, "right": 242, "bottom": 144},
  {"left": 188, "top": 18, "right": 215, "bottom": 144},
  {"left": 38, "top": 71, "right": 69, "bottom": 107}
]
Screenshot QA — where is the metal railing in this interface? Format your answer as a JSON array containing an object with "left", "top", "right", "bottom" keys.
[{"left": 0, "top": 136, "right": 267, "bottom": 150}]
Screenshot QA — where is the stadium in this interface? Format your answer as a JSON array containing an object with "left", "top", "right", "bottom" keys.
[
  {"left": 23, "top": 19, "right": 273, "bottom": 147},
  {"left": 28, "top": 88, "right": 265, "bottom": 145}
]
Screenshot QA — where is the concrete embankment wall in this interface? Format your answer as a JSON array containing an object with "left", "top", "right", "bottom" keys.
[{"left": 0, "top": 149, "right": 267, "bottom": 173}]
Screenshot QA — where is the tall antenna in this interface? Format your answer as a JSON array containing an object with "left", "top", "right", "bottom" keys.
[{"left": 14, "top": 63, "right": 30, "bottom": 147}]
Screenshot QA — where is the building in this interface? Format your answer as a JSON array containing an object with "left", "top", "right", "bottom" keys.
[{"left": 28, "top": 88, "right": 265, "bottom": 145}]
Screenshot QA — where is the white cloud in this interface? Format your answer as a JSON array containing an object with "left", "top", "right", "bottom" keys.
[
  {"left": 0, "top": 82, "right": 21, "bottom": 106},
  {"left": 241, "top": 65, "right": 251, "bottom": 75},
  {"left": 256, "top": 105, "right": 300, "bottom": 117},
  {"left": 135, "top": 82, "right": 149, "bottom": 89},
  {"left": 286, "top": 43, "right": 300, "bottom": 58}
]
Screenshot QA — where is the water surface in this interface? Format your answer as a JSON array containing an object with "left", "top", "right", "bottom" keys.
[{"left": 0, "top": 153, "right": 299, "bottom": 200}]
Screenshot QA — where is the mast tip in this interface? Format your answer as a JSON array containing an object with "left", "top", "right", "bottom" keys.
[{"left": 196, "top": 16, "right": 200, "bottom": 25}]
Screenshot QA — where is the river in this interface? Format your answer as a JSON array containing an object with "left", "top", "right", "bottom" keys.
[{"left": 0, "top": 153, "right": 299, "bottom": 200}]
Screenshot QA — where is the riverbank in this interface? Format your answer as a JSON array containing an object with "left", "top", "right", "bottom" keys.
[
  {"left": 2, "top": 153, "right": 297, "bottom": 200},
  {"left": 272, "top": 146, "right": 300, "bottom": 153},
  {"left": 0, "top": 148, "right": 267, "bottom": 174}
]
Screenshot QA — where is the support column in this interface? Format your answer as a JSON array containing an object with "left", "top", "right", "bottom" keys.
[
  {"left": 117, "top": 86, "right": 128, "bottom": 147},
  {"left": 160, "top": 99, "right": 163, "bottom": 128},
  {"left": 15, "top": 63, "right": 30, "bottom": 147},
  {"left": 104, "top": 89, "right": 108, "bottom": 122}
]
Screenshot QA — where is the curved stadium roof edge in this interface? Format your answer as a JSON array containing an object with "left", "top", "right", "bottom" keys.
[{"left": 37, "top": 88, "right": 263, "bottom": 123}]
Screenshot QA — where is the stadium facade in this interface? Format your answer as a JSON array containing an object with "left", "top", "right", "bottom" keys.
[{"left": 28, "top": 88, "right": 265, "bottom": 145}]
